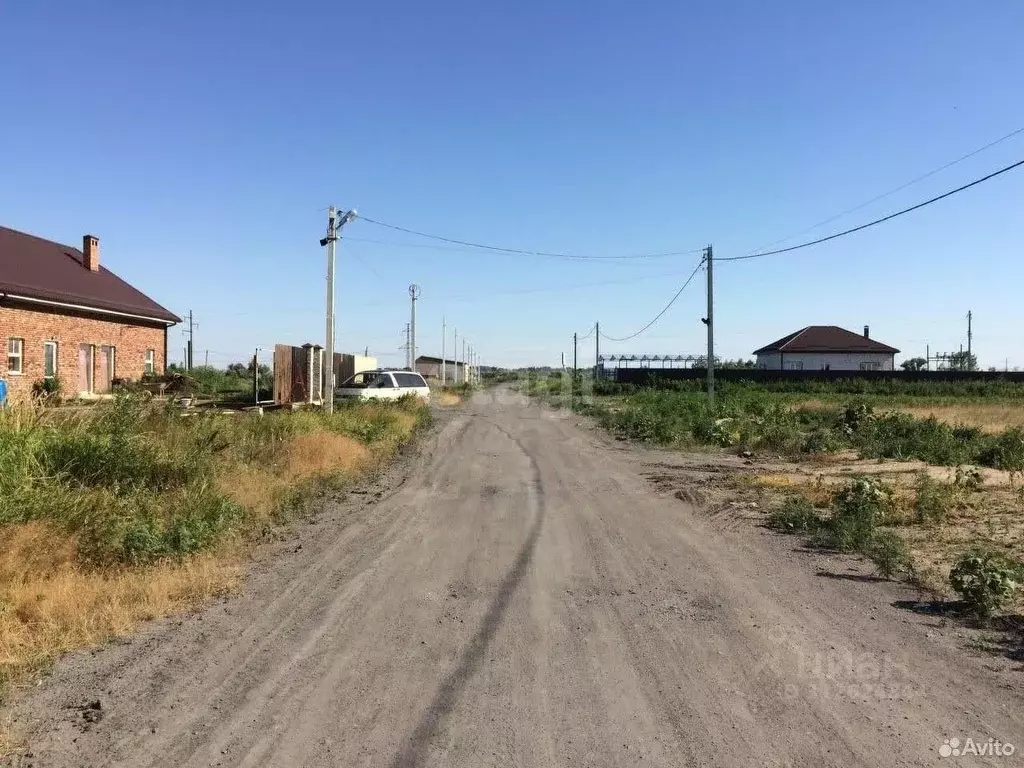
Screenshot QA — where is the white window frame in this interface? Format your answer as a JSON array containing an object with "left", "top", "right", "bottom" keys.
[
  {"left": 144, "top": 348, "right": 155, "bottom": 375},
  {"left": 7, "top": 338, "right": 23, "bottom": 375},
  {"left": 785, "top": 360, "right": 803, "bottom": 371},
  {"left": 859, "top": 361, "right": 882, "bottom": 371},
  {"left": 43, "top": 340, "right": 58, "bottom": 378}
]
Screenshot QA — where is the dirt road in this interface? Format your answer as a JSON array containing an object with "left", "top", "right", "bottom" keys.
[{"left": 17, "top": 390, "right": 1022, "bottom": 767}]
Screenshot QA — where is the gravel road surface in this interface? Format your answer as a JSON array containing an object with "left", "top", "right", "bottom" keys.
[{"left": 16, "top": 389, "right": 1022, "bottom": 767}]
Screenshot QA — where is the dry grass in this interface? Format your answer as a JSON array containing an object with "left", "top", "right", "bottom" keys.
[
  {"left": 434, "top": 392, "right": 463, "bottom": 407},
  {"left": 0, "top": 522, "right": 239, "bottom": 692},
  {"left": 0, "top": 423, "right": 404, "bottom": 697},
  {"left": 895, "top": 404, "right": 1024, "bottom": 433},
  {"left": 794, "top": 398, "right": 1024, "bottom": 433},
  {"left": 218, "top": 431, "right": 372, "bottom": 522}
]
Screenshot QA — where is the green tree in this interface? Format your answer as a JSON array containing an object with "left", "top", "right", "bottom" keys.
[
  {"left": 900, "top": 357, "right": 928, "bottom": 371},
  {"left": 949, "top": 351, "right": 978, "bottom": 371}
]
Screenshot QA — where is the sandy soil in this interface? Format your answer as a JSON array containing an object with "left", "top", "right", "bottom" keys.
[{"left": 8, "top": 389, "right": 1022, "bottom": 767}]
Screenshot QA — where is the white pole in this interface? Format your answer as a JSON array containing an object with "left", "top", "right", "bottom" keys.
[
  {"left": 441, "top": 316, "right": 447, "bottom": 385},
  {"left": 325, "top": 207, "right": 337, "bottom": 413},
  {"left": 454, "top": 327, "right": 459, "bottom": 384},
  {"left": 409, "top": 285, "right": 420, "bottom": 371},
  {"left": 463, "top": 338, "right": 467, "bottom": 385}
]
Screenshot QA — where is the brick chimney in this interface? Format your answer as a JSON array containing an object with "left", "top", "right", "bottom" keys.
[
  {"left": 83, "top": 235, "right": 100, "bottom": 272},
  {"left": 863, "top": 325, "right": 870, "bottom": 339}
]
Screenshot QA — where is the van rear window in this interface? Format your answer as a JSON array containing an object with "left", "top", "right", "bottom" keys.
[{"left": 394, "top": 372, "right": 426, "bottom": 388}]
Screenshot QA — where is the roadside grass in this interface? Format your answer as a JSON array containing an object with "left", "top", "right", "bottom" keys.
[{"left": 0, "top": 394, "right": 431, "bottom": 696}]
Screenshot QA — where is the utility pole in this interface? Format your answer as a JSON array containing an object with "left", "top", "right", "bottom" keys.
[
  {"left": 573, "top": 333, "right": 578, "bottom": 378},
  {"left": 453, "top": 327, "right": 458, "bottom": 383},
  {"left": 704, "top": 245, "right": 714, "bottom": 402},
  {"left": 967, "top": 310, "right": 973, "bottom": 360},
  {"left": 409, "top": 284, "right": 420, "bottom": 372},
  {"left": 204, "top": 349, "right": 209, "bottom": 367},
  {"left": 253, "top": 348, "right": 259, "bottom": 405},
  {"left": 186, "top": 310, "right": 195, "bottom": 371},
  {"left": 319, "top": 206, "right": 357, "bottom": 414},
  {"left": 561, "top": 352, "right": 565, "bottom": 370},
  {"left": 325, "top": 207, "right": 337, "bottom": 410},
  {"left": 468, "top": 344, "right": 472, "bottom": 385},
  {"left": 462, "top": 338, "right": 467, "bottom": 384},
  {"left": 441, "top": 316, "right": 447, "bottom": 385},
  {"left": 595, "top": 321, "right": 600, "bottom": 381}
]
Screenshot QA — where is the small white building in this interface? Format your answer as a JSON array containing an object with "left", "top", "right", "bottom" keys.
[{"left": 754, "top": 326, "right": 899, "bottom": 371}]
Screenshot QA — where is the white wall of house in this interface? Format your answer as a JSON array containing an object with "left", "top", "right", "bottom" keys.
[{"left": 756, "top": 352, "right": 894, "bottom": 371}]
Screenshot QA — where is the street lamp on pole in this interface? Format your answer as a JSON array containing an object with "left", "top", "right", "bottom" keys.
[{"left": 319, "top": 207, "right": 357, "bottom": 414}]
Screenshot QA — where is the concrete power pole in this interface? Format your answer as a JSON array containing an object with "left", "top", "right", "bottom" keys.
[
  {"left": 325, "top": 207, "right": 337, "bottom": 411},
  {"left": 441, "top": 316, "right": 447, "bottom": 385},
  {"left": 462, "top": 338, "right": 467, "bottom": 384},
  {"left": 319, "top": 206, "right": 357, "bottom": 414},
  {"left": 595, "top": 321, "right": 600, "bottom": 381},
  {"left": 409, "top": 285, "right": 420, "bottom": 372},
  {"left": 186, "top": 310, "right": 195, "bottom": 371},
  {"left": 573, "top": 333, "right": 578, "bottom": 378},
  {"left": 967, "top": 310, "right": 973, "bottom": 363},
  {"left": 704, "top": 245, "right": 715, "bottom": 402}
]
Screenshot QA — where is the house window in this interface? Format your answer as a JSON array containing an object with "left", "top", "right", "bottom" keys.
[
  {"left": 7, "top": 338, "right": 23, "bottom": 374},
  {"left": 144, "top": 349, "right": 155, "bottom": 375},
  {"left": 785, "top": 361, "right": 803, "bottom": 371},
  {"left": 44, "top": 341, "right": 58, "bottom": 378},
  {"left": 859, "top": 361, "right": 881, "bottom": 371}
]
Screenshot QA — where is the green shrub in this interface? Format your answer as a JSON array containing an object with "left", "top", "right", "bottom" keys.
[
  {"left": 801, "top": 427, "right": 843, "bottom": 454},
  {"left": 976, "top": 428, "right": 1024, "bottom": 472},
  {"left": 816, "top": 477, "right": 892, "bottom": 551},
  {"left": 767, "top": 496, "right": 822, "bottom": 533},
  {"left": 949, "top": 550, "right": 1024, "bottom": 618},
  {"left": 31, "top": 376, "right": 62, "bottom": 402},
  {"left": 953, "top": 465, "right": 984, "bottom": 492},
  {"left": 864, "top": 530, "right": 911, "bottom": 579},
  {"left": 913, "top": 472, "right": 952, "bottom": 525}
]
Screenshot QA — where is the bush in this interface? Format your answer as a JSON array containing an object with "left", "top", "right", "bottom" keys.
[
  {"left": 976, "top": 428, "right": 1024, "bottom": 472},
  {"left": 864, "top": 530, "right": 911, "bottom": 579},
  {"left": 816, "top": 477, "right": 892, "bottom": 551},
  {"left": 913, "top": 472, "right": 952, "bottom": 525},
  {"left": 31, "top": 376, "right": 62, "bottom": 402},
  {"left": 767, "top": 496, "right": 822, "bottom": 533},
  {"left": 801, "top": 427, "right": 843, "bottom": 454},
  {"left": 949, "top": 550, "right": 1023, "bottom": 619}
]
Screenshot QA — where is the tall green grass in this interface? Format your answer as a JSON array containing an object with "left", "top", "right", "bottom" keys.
[
  {"left": 0, "top": 394, "right": 430, "bottom": 566},
  {"left": 538, "top": 384, "right": 1024, "bottom": 471}
]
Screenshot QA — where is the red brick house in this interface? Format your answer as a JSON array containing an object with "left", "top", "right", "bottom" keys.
[{"left": 0, "top": 226, "right": 180, "bottom": 400}]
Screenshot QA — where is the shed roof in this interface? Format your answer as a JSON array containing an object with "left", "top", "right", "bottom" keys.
[{"left": 0, "top": 226, "right": 180, "bottom": 323}]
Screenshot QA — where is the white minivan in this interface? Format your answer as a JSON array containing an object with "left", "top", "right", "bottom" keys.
[{"left": 335, "top": 370, "right": 431, "bottom": 402}]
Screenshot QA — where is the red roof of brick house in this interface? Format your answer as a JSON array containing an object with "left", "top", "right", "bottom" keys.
[
  {"left": 753, "top": 326, "right": 899, "bottom": 355},
  {"left": 0, "top": 226, "right": 180, "bottom": 324}
]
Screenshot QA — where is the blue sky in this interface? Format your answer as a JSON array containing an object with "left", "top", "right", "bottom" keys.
[{"left": 2, "top": 1, "right": 1023, "bottom": 369}]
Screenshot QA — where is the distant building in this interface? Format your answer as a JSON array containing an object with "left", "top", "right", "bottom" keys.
[
  {"left": 753, "top": 326, "right": 899, "bottom": 371},
  {"left": 0, "top": 226, "right": 180, "bottom": 400},
  {"left": 415, "top": 355, "right": 464, "bottom": 382}
]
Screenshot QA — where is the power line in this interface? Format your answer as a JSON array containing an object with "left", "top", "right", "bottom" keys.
[
  {"left": 599, "top": 258, "right": 706, "bottom": 342},
  {"left": 755, "top": 125, "right": 1024, "bottom": 251},
  {"left": 358, "top": 215, "right": 703, "bottom": 260},
  {"left": 721, "top": 157, "right": 1024, "bottom": 263},
  {"left": 577, "top": 324, "right": 597, "bottom": 341}
]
